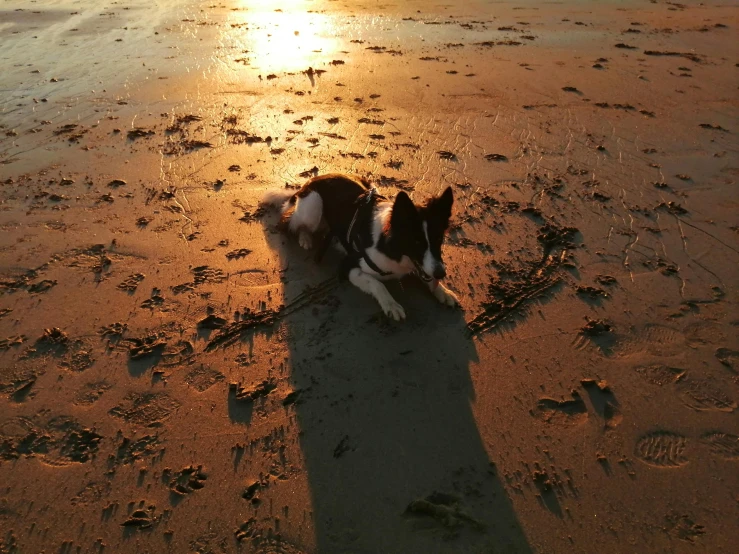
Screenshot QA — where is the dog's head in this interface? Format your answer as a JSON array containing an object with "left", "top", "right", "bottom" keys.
[{"left": 389, "top": 187, "right": 453, "bottom": 280}]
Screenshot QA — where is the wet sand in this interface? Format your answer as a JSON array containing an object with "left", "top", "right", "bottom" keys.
[{"left": 1, "top": 0, "right": 738, "bottom": 552}]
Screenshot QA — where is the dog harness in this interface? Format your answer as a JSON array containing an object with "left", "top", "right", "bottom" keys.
[{"left": 345, "top": 187, "right": 391, "bottom": 276}]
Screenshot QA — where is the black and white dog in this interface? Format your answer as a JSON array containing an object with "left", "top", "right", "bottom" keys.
[{"left": 262, "top": 173, "right": 459, "bottom": 320}]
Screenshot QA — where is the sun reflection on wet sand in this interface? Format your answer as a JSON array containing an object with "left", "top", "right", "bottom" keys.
[{"left": 231, "top": 0, "right": 339, "bottom": 73}]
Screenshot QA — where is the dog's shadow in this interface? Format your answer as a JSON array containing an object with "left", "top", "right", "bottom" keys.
[{"left": 261, "top": 213, "right": 532, "bottom": 553}]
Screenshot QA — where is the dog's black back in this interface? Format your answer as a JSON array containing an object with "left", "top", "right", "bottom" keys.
[{"left": 295, "top": 174, "right": 371, "bottom": 245}]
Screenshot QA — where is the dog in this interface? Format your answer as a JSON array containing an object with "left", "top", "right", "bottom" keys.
[{"left": 262, "top": 173, "right": 459, "bottom": 320}]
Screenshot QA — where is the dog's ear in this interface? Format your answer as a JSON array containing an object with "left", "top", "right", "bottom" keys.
[
  {"left": 389, "top": 191, "right": 419, "bottom": 235},
  {"left": 391, "top": 191, "right": 417, "bottom": 221},
  {"left": 429, "top": 186, "right": 453, "bottom": 222},
  {"left": 439, "top": 186, "right": 453, "bottom": 215}
]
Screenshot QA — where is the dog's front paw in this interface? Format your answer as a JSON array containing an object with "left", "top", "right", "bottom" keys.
[
  {"left": 434, "top": 283, "right": 460, "bottom": 308},
  {"left": 381, "top": 298, "right": 406, "bottom": 321}
]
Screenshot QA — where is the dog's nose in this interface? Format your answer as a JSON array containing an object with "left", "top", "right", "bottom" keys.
[{"left": 433, "top": 266, "right": 446, "bottom": 280}]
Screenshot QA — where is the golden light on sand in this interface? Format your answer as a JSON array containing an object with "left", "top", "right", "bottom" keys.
[
  {"left": 5, "top": 0, "right": 739, "bottom": 551},
  {"left": 233, "top": 0, "right": 338, "bottom": 73}
]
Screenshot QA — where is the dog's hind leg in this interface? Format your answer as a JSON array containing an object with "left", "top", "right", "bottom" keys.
[
  {"left": 278, "top": 205, "right": 295, "bottom": 232},
  {"left": 289, "top": 191, "right": 323, "bottom": 250},
  {"left": 298, "top": 230, "right": 313, "bottom": 250},
  {"left": 348, "top": 268, "right": 406, "bottom": 321},
  {"left": 314, "top": 230, "right": 333, "bottom": 263}
]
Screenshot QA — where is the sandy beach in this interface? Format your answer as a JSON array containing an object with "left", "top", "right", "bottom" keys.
[{"left": 1, "top": 0, "right": 738, "bottom": 552}]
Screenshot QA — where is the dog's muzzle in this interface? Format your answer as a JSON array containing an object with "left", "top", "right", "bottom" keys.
[{"left": 413, "top": 260, "right": 434, "bottom": 283}]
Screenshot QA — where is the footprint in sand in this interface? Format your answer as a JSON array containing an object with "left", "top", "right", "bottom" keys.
[
  {"left": 169, "top": 266, "right": 227, "bottom": 295},
  {"left": 534, "top": 382, "right": 622, "bottom": 428},
  {"left": 168, "top": 465, "right": 208, "bottom": 496},
  {"left": 634, "top": 431, "right": 689, "bottom": 468},
  {"left": 114, "top": 434, "right": 165, "bottom": 465},
  {"left": 634, "top": 430, "right": 738, "bottom": 467},
  {"left": 72, "top": 381, "right": 113, "bottom": 406},
  {"left": 117, "top": 272, "right": 145, "bottom": 292},
  {"left": 675, "top": 379, "right": 737, "bottom": 413},
  {"left": 616, "top": 323, "right": 685, "bottom": 357},
  {"left": 59, "top": 344, "right": 95, "bottom": 372},
  {"left": 635, "top": 364, "right": 686, "bottom": 386},
  {"left": 665, "top": 512, "right": 706, "bottom": 543},
  {"left": 192, "top": 265, "right": 227, "bottom": 284},
  {"left": 700, "top": 433, "right": 739, "bottom": 460},
  {"left": 634, "top": 365, "right": 736, "bottom": 412},
  {"left": 70, "top": 481, "right": 112, "bottom": 506},
  {"left": 684, "top": 321, "right": 725, "bottom": 348},
  {"left": 184, "top": 365, "right": 225, "bottom": 392},
  {"left": 0, "top": 415, "right": 102, "bottom": 466},
  {"left": 533, "top": 392, "right": 588, "bottom": 426},
  {"left": 108, "top": 392, "right": 181, "bottom": 427},
  {"left": 715, "top": 347, "right": 739, "bottom": 371}
]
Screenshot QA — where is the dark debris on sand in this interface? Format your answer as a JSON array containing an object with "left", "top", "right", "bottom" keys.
[
  {"left": 405, "top": 492, "right": 485, "bottom": 538},
  {"left": 467, "top": 223, "right": 578, "bottom": 336}
]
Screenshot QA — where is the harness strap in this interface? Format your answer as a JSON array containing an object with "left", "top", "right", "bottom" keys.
[
  {"left": 346, "top": 188, "right": 391, "bottom": 276},
  {"left": 361, "top": 249, "right": 391, "bottom": 276},
  {"left": 345, "top": 207, "right": 361, "bottom": 246}
]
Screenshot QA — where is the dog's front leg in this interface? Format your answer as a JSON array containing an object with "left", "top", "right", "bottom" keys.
[
  {"left": 313, "top": 231, "right": 332, "bottom": 263},
  {"left": 348, "top": 268, "right": 406, "bottom": 321},
  {"left": 429, "top": 280, "right": 460, "bottom": 308}
]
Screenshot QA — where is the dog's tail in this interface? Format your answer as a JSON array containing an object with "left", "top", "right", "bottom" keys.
[{"left": 261, "top": 189, "right": 295, "bottom": 213}]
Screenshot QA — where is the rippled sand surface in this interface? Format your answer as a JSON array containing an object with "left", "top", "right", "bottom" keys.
[{"left": 0, "top": 1, "right": 737, "bottom": 553}]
